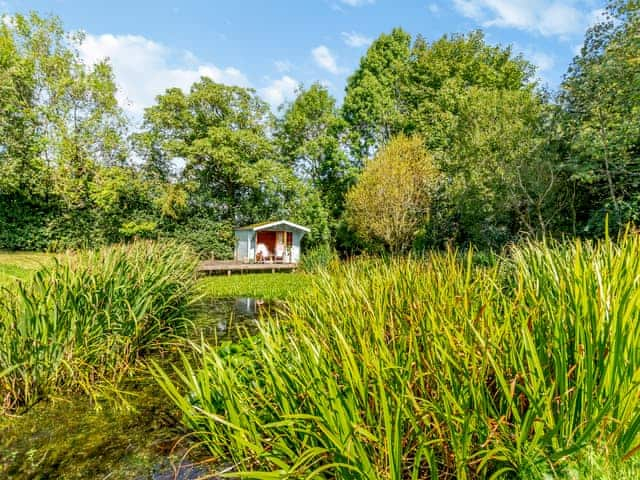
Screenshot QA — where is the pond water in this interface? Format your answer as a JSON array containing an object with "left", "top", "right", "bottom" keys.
[{"left": 0, "top": 298, "right": 272, "bottom": 480}]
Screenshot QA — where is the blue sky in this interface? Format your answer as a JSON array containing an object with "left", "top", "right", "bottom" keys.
[{"left": 1, "top": 0, "right": 607, "bottom": 118}]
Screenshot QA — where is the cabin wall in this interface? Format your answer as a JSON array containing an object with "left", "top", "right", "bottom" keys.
[
  {"left": 234, "top": 230, "right": 253, "bottom": 261},
  {"left": 291, "top": 231, "right": 303, "bottom": 263}
]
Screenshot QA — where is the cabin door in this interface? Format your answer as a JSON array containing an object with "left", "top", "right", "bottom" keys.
[{"left": 256, "top": 231, "right": 276, "bottom": 260}]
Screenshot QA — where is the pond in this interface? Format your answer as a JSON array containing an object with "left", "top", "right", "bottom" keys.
[{"left": 0, "top": 297, "right": 272, "bottom": 480}]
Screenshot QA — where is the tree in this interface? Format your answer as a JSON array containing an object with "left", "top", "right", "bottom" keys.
[
  {"left": 559, "top": 0, "right": 640, "bottom": 234},
  {"left": 136, "top": 78, "right": 275, "bottom": 223},
  {"left": 400, "top": 31, "right": 551, "bottom": 247},
  {"left": 276, "top": 83, "right": 354, "bottom": 222},
  {"left": 137, "top": 78, "right": 331, "bottom": 250},
  {"left": 342, "top": 28, "right": 412, "bottom": 161},
  {"left": 345, "top": 135, "right": 440, "bottom": 253},
  {"left": 0, "top": 12, "right": 129, "bottom": 250}
]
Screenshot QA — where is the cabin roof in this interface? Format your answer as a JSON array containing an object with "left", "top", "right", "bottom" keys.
[{"left": 234, "top": 220, "right": 310, "bottom": 233}]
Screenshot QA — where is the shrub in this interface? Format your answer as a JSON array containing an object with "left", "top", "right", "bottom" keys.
[
  {"left": 160, "top": 217, "right": 234, "bottom": 259},
  {"left": 155, "top": 234, "right": 640, "bottom": 478}
]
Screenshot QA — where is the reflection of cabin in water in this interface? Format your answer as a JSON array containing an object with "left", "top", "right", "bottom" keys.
[{"left": 233, "top": 220, "right": 310, "bottom": 264}]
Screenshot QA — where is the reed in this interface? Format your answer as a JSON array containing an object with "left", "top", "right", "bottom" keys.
[
  {"left": 154, "top": 234, "right": 640, "bottom": 478},
  {"left": 0, "top": 241, "right": 198, "bottom": 413}
]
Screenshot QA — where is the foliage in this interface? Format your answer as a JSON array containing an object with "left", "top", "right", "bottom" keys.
[
  {"left": 0, "top": 241, "right": 198, "bottom": 413},
  {"left": 160, "top": 217, "right": 234, "bottom": 259},
  {"left": 559, "top": 1, "right": 640, "bottom": 234},
  {"left": 342, "top": 28, "right": 412, "bottom": 160},
  {"left": 1, "top": 1, "right": 640, "bottom": 260},
  {"left": 155, "top": 233, "right": 640, "bottom": 478},
  {"left": 342, "top": 28, "right": 557, "bottom": 249},
  {"left": 346, "top": 134, "right": 440, "bottom": 253},
  {"left": 277, "top": 83, "right": 354, "bottom": 228}
]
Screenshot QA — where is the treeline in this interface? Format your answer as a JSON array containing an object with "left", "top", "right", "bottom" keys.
[{"left": 1, "top": 1, "right": 638, "bottom": 256}]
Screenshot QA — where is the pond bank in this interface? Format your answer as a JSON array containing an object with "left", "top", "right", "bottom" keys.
[{"left": 0, "top": 297, "right": 270, "bottom": 479}]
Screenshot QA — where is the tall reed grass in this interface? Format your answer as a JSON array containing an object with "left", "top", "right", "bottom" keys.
[
  {"left": 0, "top": 241, "right": 198, "bottom": 413},
  {"left": 154, "top": 234, "right": 640, "bottom": 479}
]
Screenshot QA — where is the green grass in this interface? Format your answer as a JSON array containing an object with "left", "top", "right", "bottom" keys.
[
  {"left": 0, "top": 252, "right": 53, "bottom": 284},
  {"left": 154, "top": 235, "right": 640, "bottom": 479},
  {"left": 198, "top": 272, "right": 314, "bottom": 300}
]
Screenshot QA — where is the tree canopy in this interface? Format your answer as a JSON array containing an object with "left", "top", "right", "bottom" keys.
[{"left": 1, "top": 1, "right": 639, "bottom": 257}]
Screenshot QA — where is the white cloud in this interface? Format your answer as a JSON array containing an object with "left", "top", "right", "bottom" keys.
[
  {"left": 428, "top": 3, "right": 440, "bottom": 14},
  {"left": 341, "top": 31, "right": 372, "bottom": 48},
  {"left": 78, "top": 33, "right": 249, "bottom": 117},
  {"left": 531, "top": 52, "right": 556, "bottom": 74},
  {"left": 312, "top": 45, "right": 344, "bottom": 75},
  {"left": 339, "top": 0, "right": 374, "bottom": 6},
  {"left": 274, "top": 60, "right": 293, "bottom": 73},
  {"left": 452, "top": 0, "right": 602, "bottom": 37},
  {"left": 259, "top": 75, "right": 299, "bottom": 109},
  {"left": 530, "top": 51, "right": 555, "bottom": 74}
]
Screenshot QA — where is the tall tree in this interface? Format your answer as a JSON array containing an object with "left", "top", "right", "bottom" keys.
[
  {"left": 342, "top": 28, "right": 412, "bottom": 161},
  {"left": 137, "top": 78, "right": 331, "bottom": 246},
  {"left": 276, "top": 83, "right": 353, "bottom": 221},
  {"left": 136, "top": 78, "right": 275, "bottom": 222},
  {"left": 559, "top": 0, "right": 640, "bottom": 233},
  {"left": 0, "top": 12, "right": 128, "bottom": 250},
  {"left": 401, "top": 31, "right": 549, "bottom": 247}
]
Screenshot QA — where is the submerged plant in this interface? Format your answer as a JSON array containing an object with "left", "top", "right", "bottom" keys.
[
  {"left": 0, "top": 241, "right": 198, "bottom": 413},
  {"left": 155, "top": 234, "right": 640, "bottom": 479}
]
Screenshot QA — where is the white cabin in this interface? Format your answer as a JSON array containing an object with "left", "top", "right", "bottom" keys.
[{"left": 234, "top": 220, "right": 310, "bottom": 264}]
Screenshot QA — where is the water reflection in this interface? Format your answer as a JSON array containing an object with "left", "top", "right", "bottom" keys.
[
  {"left": 1, "top": 297, "right": 270, "bottom": 480},
  {"left": 194, "top": 297, "right": 273, "bottom": 343}
]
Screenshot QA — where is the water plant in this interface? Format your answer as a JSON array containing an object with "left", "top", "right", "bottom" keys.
[
  {"left": 154, "top": 234, "right": 640, "bottom": 478},
  {"left": 0, "top": 241, "right": 198, "bottom": 413}
]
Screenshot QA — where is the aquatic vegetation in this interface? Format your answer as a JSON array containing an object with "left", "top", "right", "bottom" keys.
[
  {"left": 199, "top": 272, "right": 313, "bottom": 301},
  {"left": 0, "top": 242, "right": 198, "bottom": 413},
  {"left": 155, "top": 234, "right": 640, "bottom": 478}
]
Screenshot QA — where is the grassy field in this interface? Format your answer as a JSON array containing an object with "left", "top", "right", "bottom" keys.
[
  {"left": 199, "top": 272, "right": 314, "bottom": 300},
  {"left": 0, "top": 252, "right": 314, "bottom": 301},
  {"left": 0, "top": 252, "right": 53, "bottom": 284}
]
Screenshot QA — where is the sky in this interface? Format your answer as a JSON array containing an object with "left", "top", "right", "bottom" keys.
[{"left": 1, "top": 0, "right": 608, "bottom": 120}]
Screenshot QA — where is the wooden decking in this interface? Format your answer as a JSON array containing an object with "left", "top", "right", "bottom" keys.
[{"left": 198, "top": 260, "right": 299, "bottom": 275}]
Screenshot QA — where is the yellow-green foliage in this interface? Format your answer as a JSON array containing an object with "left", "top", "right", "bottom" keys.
[
  {"left": 0, "top": 242, "right": 198, "bottom": 413},
  {"left": 346, "top": 134, "right": 440, "bottom": 252},
  {"left": 155, "top": 234, "right": 640, "bottom": 479}
]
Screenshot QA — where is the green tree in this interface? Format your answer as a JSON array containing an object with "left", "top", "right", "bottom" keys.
[
  {"left": 276, "top": 83, "right": 354, "bottom": 222},
  {"left": 342, "top": 28, "right": 412, "bottom": 161},
  {"left": 0, "top": 12, "right": 128, "bottom": 250},
  {"left": 402, "top": 32, "right": 549, "bottom": 247},
  {"left": 136, "top": 78, "right": 274, "bottom": 222},
  {"left": 345, "top": 135, "right": 440, "bottom": 253},
  {"left": 137, "top": 78, "right": 331, "bottom": 252},
  {"left": 559, "top": 0, "right": 640, "bottom": 234}
]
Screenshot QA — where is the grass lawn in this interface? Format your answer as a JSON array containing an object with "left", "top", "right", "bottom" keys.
[
  {"left": 0, "top": 252, "right": 313, "bottom": 301},
  {"left": 0, "top": 252, "right": 54, "bottom": 285},
  {"left": 198, "top": 272, "right": 314, "bottom": 301}
]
